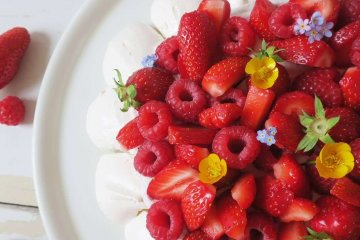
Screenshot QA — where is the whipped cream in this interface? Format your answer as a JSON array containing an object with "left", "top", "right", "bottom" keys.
[{"left": 102, "top": 22, "right": 164, "bottom": 87}]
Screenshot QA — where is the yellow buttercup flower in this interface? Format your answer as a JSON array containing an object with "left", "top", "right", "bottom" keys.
[
  {"left": 316, "top": 142, "right": 355, "bottom": 179},
  {"left": 199, "top": 153, "right": 227, "bottom": 184},
  {"left": 245, "top": 57, "right": 279, "bottom": 89}
]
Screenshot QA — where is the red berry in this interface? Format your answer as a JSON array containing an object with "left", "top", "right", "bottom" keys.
[
  {"left": 134, "top": 140, "right": 174, "bottom": 177},
  {"left": 201, "top": 205, "right": 224, "bottom": 240},
  {"left": 147, "top": 160, "right": 199, "bottom": 201},
  {"left": 184, "top": 230, "right": 211, "bottom": 240},
  {"left": 289, "top": 0, "right": 340, "bottom": 23},
  {"left": 165, "top": 79, "right": 207, "bottom": 123},
  {"left": 198, "top": 0, "right": 231, "bottom": 34},
  {"left": 231, "top": 173, "right": 256, "bottom": 209},
  {"left": 340, "top": 66, "right": 360, "bottom": 111},
  {"left": 127, "top": 67, "right": 175, "bottom": 103},
  {"left": 178, "top": 11, "right": 217, "bottom": 82},
  {"left": 254, "top": 145, "right": 280, "bottom": 171},
  {"left": 116, "top": 118, "right": 144, "bottom": 150},
  {"left": 168, "top": 126, "right": 218, "bottom": 145},
  {"left": 155, "top": 36, "right": 179, "bottom": 74},
  {"left": 242, "top": 212, "right": 278, "bottom": 240},
  {"left": 272, "top": 36, "right": 335, "bottom": 68},
  {"left": 220, "top": 17, "right": 256, "bottom": 57},
  {"left": 212, "top": 126, "right": 260, "bottom": 169},
  {"left": 255, "top": 175, "right": 294, "bottom": 217},
  {"left": 350, "top": 138, "right": 360, "bottom": 182},
  {"left": 293, "top": 68, "right": 343, "bottom": 108},
  {"left": 268, "top": 3, "right": 306, "bottom": 39},
  {"left": 249, "top": 0, "right": 278, "bottom": 41},
  {"left": 174, "top": 144, "right": 209, "bottom": 168},
  {"left": 146, "top": 200, "right": 184, "bottom": 240},
  {"left": 0, "top": 96, "right": 25, "bottom": 126},
  {"left": 350, "top": 37, "right": 360, "bottom": 67},
  {"left": 278, "top": 221, "right": 307, "bottom": 240},
  {"left": 279, "top": 198, "right": 319, "bottom": 222},
  {"left": 269, "top": 64, "right": 291, "bottom": 96},
  {"left": 306, "top": 164, "right": 336, "bottom": 194},
  {"left": 210, "top": 88, "right": 246, "bottom": 109},
  {"left": 199, "top": 103, "right": 242, "bottom": 129},
  {"left": 339, "top": 0, "right": 360, "bottom": 26},
  {"left": 309, "top": 196, "right": 360, "bottom": 240},
  {"left": 181, "top": 181, "right": 216, "bottom": 231},
  {"left": 0, "top": 27, "right": 30, "bottom": 89},
  {"left": 330, "top": 177, "right": 360, "bottom": 207},
  {"left": 137, "top": 101, "right": 173, "bottom": 141}
]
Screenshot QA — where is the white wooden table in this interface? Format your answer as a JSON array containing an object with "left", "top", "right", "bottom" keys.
[{"left": 0, "top": 0, "right": 84, "bottom": 238}]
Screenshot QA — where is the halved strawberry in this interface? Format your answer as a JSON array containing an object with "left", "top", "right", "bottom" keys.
[
  {"left": 271, "top": 91, "right": 315, "bottom": 120},
  {"left": 116, "top": 118, "right": 144, "bottom": 150},
  {"left": 240, "top": 85, "right": 276, "bottom": 129},
  {"left": 182, "top": 181, "right": 216, "bottom": 231},
  {"left": 217, "top": 194, "right": 247, "bottom": 239},
  {"left": 271, "top": 36, "right": 335, "bottom": 68},
  {"left": 168, "top": 126, "right": 218, "bottom": 145},
  {"left": 147, "top": 160, "right": 199, "bottom": 200},
  {"left": 289, "top": 0, "right": 340, "bottom": 23},
  {"left": 231, "top": 173, "right": 256, "bottom": 209},
  {"left": 249, "top": 0, "right": 277, "bottom": 41},
  {"left": 199, "top": 103, "right": 242, "bottom": 129},
  {"left": 278, "top": 221, "right": 308, "bottom": 240},
  {"left": 273, "top": 154, "right": 311, "bottom": 198},
  {"left": 202, "top": 57, "right": 249, "bottom": 98},
  {"left": 175, "top": 144, "right": 210, "bottom": 168},
  {"left": 202, "top": 205, "right": 225, "bottom": 240},
  {"left": 198, "top": 0, "right": 231, "bottom": 34},
  {"left": 330, "top": 177, "right": 360, "bottom": 207},
  {"left": 279, "top": 198, "right": 319, "bottom": 222}
]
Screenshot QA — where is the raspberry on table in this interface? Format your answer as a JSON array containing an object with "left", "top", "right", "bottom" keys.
[
  {"left": 146, "top": 200, "right": 184, "bottom": 240},
  {"left": 134, "top": 140, "right": 174, "bottom": 177},
  {"left": 0, "top": 96, "right": 25, "bottom": 126},
  {"left": 137, "top": 101, "right": 173, "bottom": 141},
  {"left": 166, "top": 79, "right": 207, "bottom": 123},
  {"left": 212, "top": 126, "right": 260, "bottom": 169},
  {"left": 155, "top": 36, "right": 179, "bottom": 74}
]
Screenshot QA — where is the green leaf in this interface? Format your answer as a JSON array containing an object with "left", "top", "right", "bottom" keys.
[
  {"left": 126, "top": 85, "right": 137, "bottom": 99},
  {"left": 300, "top": 113, "right": 314, "bottom": 128},
  {"left": 297, "top": 134, "right": 318, "bottom": 152},
  {"left": 267, "top": 46, "right": 276, "bottom": 56},
  {"left": 306, "top": 227, "right": 333, "bottom": 240},
  {"left": 327, "top": 116, "right": 340, "bottom": 130},
  {"left": 121, "top": 100, "right": 130, "bottom": 112},
  {"left": 113, "top": 69, "right": 124, "bottom": 86},
  {"left": 319, "top": 134, "right": 335, "bottom": 144},
  {"left": 272, "top": 55, "right": 284, "bottom": 63},
  {"left": 304, "top": 137, "right": 319, "bottom": 152},
  {"left": 262, "top": 39, "right": 267, "bottom": 50},
  {"left": 315, "top": 95, "right": 325, "bottom": 118}
]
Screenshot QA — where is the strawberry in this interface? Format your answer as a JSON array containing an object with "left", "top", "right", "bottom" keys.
[
  {"left": 339, "top": 67, "right": 360, "bottom": 112},
  {"left": 254, "top": 145, "right": 280, "bottom": 171},
  {"left": 217, "top": 194, "right": 247, "bottom": 239},
  {"left": 271, "top": 36, "right": 335, "bottom": 68},
  {"left": 178, "top": 11, "right": 217, "bottom": 82},
  {"left": 198, "top": 0, "right": 231, "bottom": 34},
  {"left": 293, "top": 68, "right": 343, "bottom": 108},
  {"left": 240, "top": 85, "right": 276, "bottom": 129},
  {"left": 242, "top": 212, "right": 278, "bottom": 240},
  {"left": 265, "top": 112, "right": 304, "bottom": 152},
  {"left": 271, "top": 91, "right": 315, "bottom": 120},
  {"left": 350, "top": 36, "right": 360, "bottom": 67},
  {"left": 231, "top": 173, "right": 256, "bottom": 209},
  {"left": 338, "top": 0, "right": 360, "bottom": 27},
  {"left": 350, "top": 138, "right": 360, "bottom": 182},
  {"left": 330, "top": 177, "right": 360, "bottom": 207},
  {"left": 201, "top": 205, "right": 225, "bottom": 240},
  {"left": 309, "top": 196, "right": 360, "bottom": 240},
  {"left": 0, "top": 96, "right": 25, "bottom": 126},
  {"left": 273, "top": 154, "right": 311, "bottom": 198},
  {"left": 278, "top": 221, "right": 307, "bottom": 240},
  {"left": 0, "top": 27, "right": 30, "bottom": 89},
  {"left": 175, "top": 144, "right": 209, "bottom": 168},
  {"left": 147, "top": 160, "right": 199, "bottom": 201},
  {"left": 306, "top": 164, "right": 336, "bottom": 194},
  {"left": 199, "top": 103, "right": 242, "bottom": 129},
  {"left": 202, "top": 57, "right": 249, "bottom": 97},
  {"left": 279, "top": 198, "right": 319, "bottom": 222},
  {"left": 182, "top": 181, "right": 216, "bottom": 231},
  {"left": 168, "top": 126, "right": 218, "bottom": 145},
  {"left": 116, "top": 118, "right": 144, "bottom": 150},
  {"left": 269, "top": 64, "right": 291, "bottom": 97},
  {"left": 289, "top": 0, "right": 340, "bottom": 23},
  {"left": 330, "top": 20, "right": 360, "bottom": 67},
  {"left": 184, "top": 230, "right": 211, "bottom": 240},
  {"left": 255, "top": 175, "right": 294, "bottom": 217},
  {"left": 249, "top": 0, "right": 277, "bottom": 41}
]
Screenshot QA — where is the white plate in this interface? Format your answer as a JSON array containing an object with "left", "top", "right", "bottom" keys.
[{"left": 33, "top": 0, "right": 153, "bottom": 239}]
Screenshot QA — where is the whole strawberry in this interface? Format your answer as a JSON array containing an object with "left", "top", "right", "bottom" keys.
[
  {"left": 0, "top": 27, "right": 30, "bottom": 89},
  {"left": 249, "top": 0, "right": 277, "bottom": 41},
  {"left": 178, "top": 11, "right": 217, "bottom": 82},
  {"left": 0, "top": 96, "right": 25, "bottom": 126},
  {"left": 339, "top": 66, "right": 360, "bottom": 111}
]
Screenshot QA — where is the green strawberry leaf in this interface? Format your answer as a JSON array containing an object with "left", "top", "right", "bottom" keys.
[
  {"left": 305, "top": 227, "right": 333, "bottom": 240},
  {"left": 315, "top": 95, "right": 325, "bottom": 118},
  {"left": 327, "top": 117, "right": 340, "bottom": 130},
  {"left": 319, "top": 134, "right": 335, "bottom": 144}
]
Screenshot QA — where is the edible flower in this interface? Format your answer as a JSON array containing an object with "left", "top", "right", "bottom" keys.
[
  {"left": 246, "top": 40, "right": 283, "bottom": 89},
  {"left": 294, "top": 18, "right": 311, "bottom": 35},
  {"left": 319, "top": 22, "right": 334, "bottom": 38},
  {"left": 310, "top": 11, "right": 325, "bottom": 27},
  {"left": 141, "top": 54, "right": 158, "bottom": 68},
  {"left": 199, "top": 153, "right": 227, "bottom": 184},
  {"left": 305, "top": 26, "right": 323, "bottom": 44},
  {"left": 316, "top": 142, "right": 354, "bottom": 179},
  {"left": 297, "top": 96, "right": 340, "bottom": 152},
  {"left": 257, "top": 127, "right": 277, "bottom": 146}
]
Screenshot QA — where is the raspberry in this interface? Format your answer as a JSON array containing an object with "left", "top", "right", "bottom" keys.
[
  {"left": 254, "top": 145, "right": 281, "bottom": 171},
  {"left": 137, "top": 101, "right": 173, "bottom": 141},
  {"left": 268, "top": 3, "right": 306, "bottom": 39},
  {"left": 339, "top": 0, "right": 360, "bottom": 26},
  {"left": 146, "top": 200, "right": 184, "bottom": 240},
  {"left": 350, "top": 139, "right": 360, "bottom": 182},
  {"left": 0, "top": 96, "right": 25, "bottom": 126},
  {"left": 306, "top": 164, "right": 336, "bottom": 194},
  {"left": 166, "top": 79, "right": 207, "bottom": 122},
  {"left": 242, "top": 212, "right": 278, "bottom": 240},
  {"left": 134, "top": 140, "right": 174, "bottom": 177},
  {"left": 155, "top": 36, "right": 179, "bottom": 74},
  {"left": 220, "top": 16, "right": 256, "bottom": 57},
  {"left": 210, "top": 88, "right": 246, "bottom": 109},
  {"left": 212, "top": 126, "right": 260, "bottom": 169},
  {"left": 350, "top": 37, "right": 360, "bottom": 67}
]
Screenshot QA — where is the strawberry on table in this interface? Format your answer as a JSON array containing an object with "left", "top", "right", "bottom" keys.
[
  {"left": 242, "top": 212, "right": 278, "bottom": 240},
  {"left": 201, "top": 205, "right": 224, "bottom": 240},
  {"left": 116, "top": 118, "right": 144, "bottom": 150},
  {"left": 168, "top": 126, "right": 218, "bottom": 145},
  {"left": 175, "top": 144, "right": 209, "bottom": 168},
  {"left": 249, "top": 0, "right": 277, "bottom": 41},
  {"left": 330, "top": 177, "right": 360, "bottom": 207},
  {"left": 202, "top": 57, "right": 249, "bottom": 98},
  {"left": 279, "top": 198, "right": 319, "bottom": 222},
  {"left": 199, "top": 103, "right": 242, "bottom": 129},
  {"left": 278, "top": 221, "right": 307, "bottom": 240},
  {"left": 231, "top": 173, "right": 256, "bottom": 209},
  {"left": 178, "top": 11, "right": 217, "bottom": 82},
  {"left": 339, "top": 66, "right": 360, "bottom": 112},
  {"left": 198, "top": 0, "right": 230, "bottom": 34},
  {"left": 289, "top": 0, "right": 340, "bottom": 23}
]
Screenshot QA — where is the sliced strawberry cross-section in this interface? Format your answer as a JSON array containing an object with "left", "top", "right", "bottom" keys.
[{"left": 330, "top": 177, "right": 360, "bottom": 207}]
